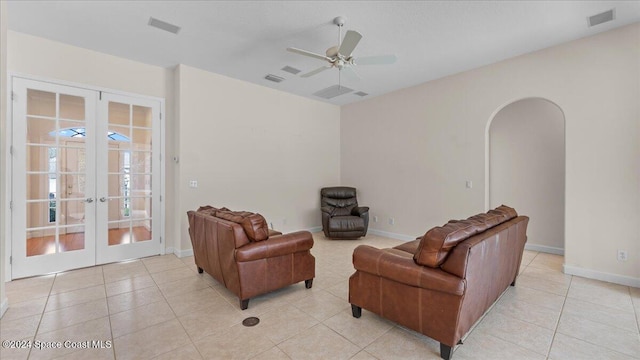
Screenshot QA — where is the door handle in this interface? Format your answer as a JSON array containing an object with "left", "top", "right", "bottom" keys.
[
  {"left": 85, "top": 198, "right": 94, "bottom": 203},
  {"left": 99, "top": 197, "right": 107, "bottom": 202}
]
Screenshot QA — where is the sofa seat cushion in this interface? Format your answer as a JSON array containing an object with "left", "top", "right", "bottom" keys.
[
  {"left": 414, "top": 205, "right": 518, "bottom": 268},
  {"left": 215, "top": 210, "right": 270, "bottom": 242},
  {"left": 328, "top": 216, "right": 365, "bottom": 232}
]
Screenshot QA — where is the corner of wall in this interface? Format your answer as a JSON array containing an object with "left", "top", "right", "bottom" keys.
[{"left": 0, "top": 0, "right": 9, "bottom": 317}]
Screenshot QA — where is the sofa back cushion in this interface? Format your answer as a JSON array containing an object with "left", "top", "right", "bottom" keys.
[
  {"left": 414, "top": 205, "right": 517, "bottom": 268},
  {"left": 215, "top": 210, "right": 270, "bottom": 242}
]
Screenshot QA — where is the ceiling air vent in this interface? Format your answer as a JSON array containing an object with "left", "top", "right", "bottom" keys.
[
  {"left": 313, "top": 85, "right": 353, "bottom": 99},
  {"left": 281, "top": 66, "right": 301, "bottom": 75},
  {"left": 148, "top": 17, "right": 181, "bottom": 34},
  {"left": 587, "top": 9, "right": 615, "bottom": 27},
  {"left": 265, "top": 74, "right": 285, "bottom": 83},
  {"left": 354, "top": 91, "right": 369, "bottom": 97}
]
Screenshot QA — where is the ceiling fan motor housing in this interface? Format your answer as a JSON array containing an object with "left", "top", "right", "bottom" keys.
[{"left": 333, "top": 16, "right": 346, "bottom": 27}]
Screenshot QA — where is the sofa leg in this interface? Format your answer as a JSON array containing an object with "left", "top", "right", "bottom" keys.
[
  {"left": 197, "top": 267, "right": 203, "bottom": 274},
  {"left": 440, "top": 343, "right": 453, "bottom": 360},
  {"left": 511, "top": 278, "right": 516, "bottom": 286},
  {"left": 351, "top": 304, "right": 362, "bottom": 318},
  {"left": 240, "top": 299, "right": 249, "bottom": 310},
  {"left": 305, "top": 279, "right": 313, "bottom": 289}
]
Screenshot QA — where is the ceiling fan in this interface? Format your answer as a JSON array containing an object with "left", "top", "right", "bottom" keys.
[{"left": 286, "top": 16, "right": 397, "bottom": 82}]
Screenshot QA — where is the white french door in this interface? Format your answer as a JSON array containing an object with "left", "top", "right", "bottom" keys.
[
  {"left": 95, "top": 93, "right": 161, "bottom": 264},
  {"left": 11, "top": 78, "right": 162, "bottom": 279}
]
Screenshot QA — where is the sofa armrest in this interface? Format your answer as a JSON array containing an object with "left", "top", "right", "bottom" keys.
[
  {"left": 236, "top": 231, "right": 314, "bottom": 262},
  {"left": 352, "top": 245, "right": 465, "bottom": 296},
  {"left": 351, "top": 206, "right": 370, "bottom": 217}
]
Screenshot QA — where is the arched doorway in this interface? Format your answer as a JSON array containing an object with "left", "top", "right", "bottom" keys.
[{"left": 486, "top": 98, "right": 565, "bottom": 254}]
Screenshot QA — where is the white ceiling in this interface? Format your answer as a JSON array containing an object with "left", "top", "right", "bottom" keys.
[{"left": 7, "top": 1, "right": 640, "bottom": 105}]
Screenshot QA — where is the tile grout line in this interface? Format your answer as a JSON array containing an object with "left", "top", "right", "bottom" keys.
[
  {"left": 25, "top": 274, "right": 56, "bottom": 360},
  {"left": 101, "top": 267, "right": 118, "bottom": 360},
  {"left": 550, "top": 277, "right": 640, "bottom": 359},
  {"left": 142, "top": 254, "right": 207, "bottom": 360},
  {"left": 545, "top": 271, "right": 572, "bottom": 359}
]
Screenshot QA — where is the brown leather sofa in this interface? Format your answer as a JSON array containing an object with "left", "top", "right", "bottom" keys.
[
  {"left": 321, "top": 187, "right": 369, "bottom": 239},
  {"left": 349, "top": 206, "right": 528, "bottom": 359},
  {"left": 187, "top": 206, "right": 315, "bottom": 310}
]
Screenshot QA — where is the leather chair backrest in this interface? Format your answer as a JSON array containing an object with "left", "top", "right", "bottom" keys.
[
  {"left": 414, "top": 205, "right": 518, "bottom": 267},
  {"left": 321, "top": 187, "right": 359, "bottom": 214}
]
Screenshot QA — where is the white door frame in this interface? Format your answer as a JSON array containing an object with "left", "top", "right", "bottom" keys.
[{"left": 6, "top": 74, "right": 166, "bottom": 280}]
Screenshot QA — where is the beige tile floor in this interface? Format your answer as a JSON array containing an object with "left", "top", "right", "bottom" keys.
[{"left": 1, "top": 232, "right": 639, "bottom": 360}]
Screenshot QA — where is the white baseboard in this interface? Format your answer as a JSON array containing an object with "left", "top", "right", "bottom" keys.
[
  {"left": 563, "top": 264, "right": 640, "bottom": 288},
  {"left": 306, "top": 226, "right": 322, "bottom": 233},
  {"left": 173, "top": 248, "right": 193, "bottom": 258},
  {"left": 1, "top": 297, "right": 8, "bottom": 318},
  {"left": 367, "top": 228, "right": 416, "bottom": 242},
  {"left": 525, "top": 243, "right": 564, "bottom": 255}
]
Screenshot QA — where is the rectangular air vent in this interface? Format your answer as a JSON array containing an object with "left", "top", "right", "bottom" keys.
[
  {"left": 265, "top": 74, "right": 285, "bottom": 83},
  {"left": 588, "top": 9, "right": 615, "bottom": 27},
  {"left": 313, "top": 85, "right": 353, "bottom": 99},
  {"left": 148, "top": 17, "right": 181, "bottom": 34},
  {"left": 281, "top": 66, "right": 301, "bottom": 75},
  {"left": 354, "top": 91, "right": 369, "bottom": 97}
]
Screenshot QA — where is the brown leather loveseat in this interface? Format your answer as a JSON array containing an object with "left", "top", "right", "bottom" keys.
[
  {"left": 187, "top": 206, "right": 315, "bottom": 310},
  {"left": 349, "top": 206, "right": 528, "bottom": 359}
]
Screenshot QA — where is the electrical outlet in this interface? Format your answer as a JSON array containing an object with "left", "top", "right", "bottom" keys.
[
  {"left": 617, "top": 249, "right": 628, "bottom": 262},
  {"left": 373, "top": 216, "right": 378, "bottom": 223},
  {"left": 388, "top": 218, "right": 395, "bottom": 225},
  {"left": 189, "top": 180, "right": 198, "bottom": 188},
  {"left": 466, "top": 180, "right": 473, "bottom": 189}
]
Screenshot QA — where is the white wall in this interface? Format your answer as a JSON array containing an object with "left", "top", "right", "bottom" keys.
[
  {"left": 341, "top": 23, "right": 640, "bottom": 286},
  {"left": 6, "top": 31, "right": 178, "bottom": 252},
  {"left": 1, "top": 0, "right": 9, "bottom": 317},
  {"left": 176, "top": 64, "right": 340, "bottom": 252},
  {"left": 490, "top": 98, "right": 565, "bottom": 253}
]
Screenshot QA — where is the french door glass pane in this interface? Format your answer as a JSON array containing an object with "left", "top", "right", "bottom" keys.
[
  {"left": 132, "top": 105, "right": 152, "bottom": 128},
  {"left": 108, "top": 101, "right": 130, "bottom": 126},
  {"left": 106, "top": 101, "right": 154, "bottom": 246},
  {"left": 25, "top": 88, "right": 87, "bottom": 257},
  {"left": 27, "top": 117, "right": 55, "bottom": 139},
  {"left": 109, "top": 125, "right": 130, "bottom": 143},
  {"left": 132, "top": 129, "right": 151, "bottom": 151},
  {"left": 27, "top": 89, "right": 55, "bottom": 117},
  {"left": 59, "top": 94, "right": 85, "bottom": 120}
]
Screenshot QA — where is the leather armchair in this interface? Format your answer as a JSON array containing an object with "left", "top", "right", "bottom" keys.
[
  {"left": 187, "top": 206, "right": 315, "bottom": 310},
  {"left": 321, "top": 187, "right": 369, "bottom": 239}
]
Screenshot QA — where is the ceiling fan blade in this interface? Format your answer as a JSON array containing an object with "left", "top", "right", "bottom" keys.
[
  {"left": 341, "top": 67, "right": 361, "bottom": 81},
  {"left": 287, "top": 47, "right": 332, "bottom": 62},
  {"left": 355, "top": 54, "right": 397, "bottom": 65},
  {"left": 338, "top": 30, "right": 362, "bottom": 58},
  {"left": 301, "top": 66, "right": 331, "bottom": 78}
]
